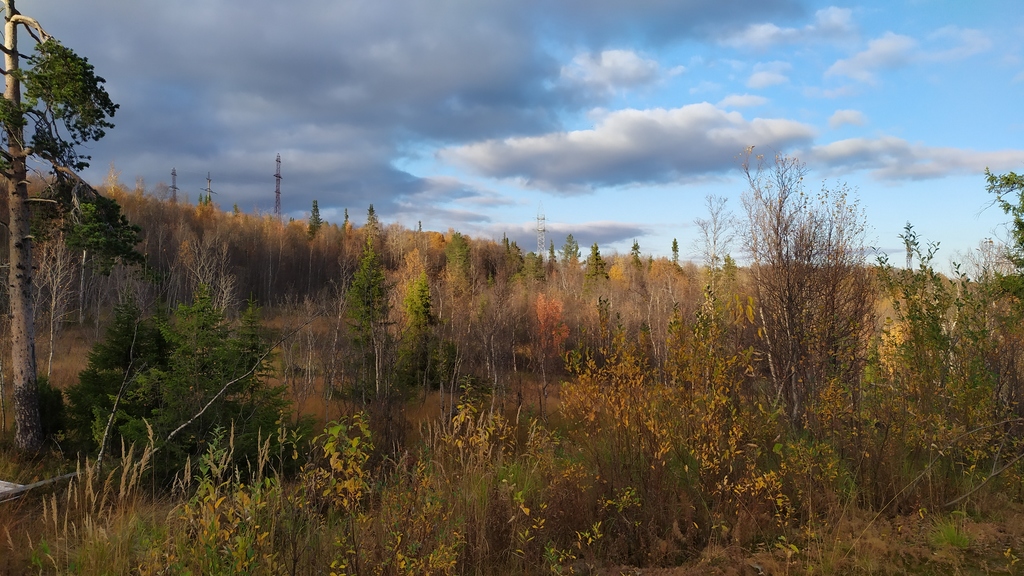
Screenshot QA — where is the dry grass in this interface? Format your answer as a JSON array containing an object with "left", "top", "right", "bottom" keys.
[
  {"left": 4, "top": 406, "right": 1024, "bottom": 575},
  {"left": 1, "top": 440, "right": 163, "bottom": 574},
  {"left": 42, "top": 325, "right": 93, "bottom": 392}
]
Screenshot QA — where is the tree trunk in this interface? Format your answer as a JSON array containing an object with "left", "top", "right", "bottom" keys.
[
  {"left": 0, "top": 321, "right": 7, "bottom": 433},
  {"left": 6, "top": 0, "right": 42, "bottom": 451},
  {"left": 79, "top": 250, "right": 86, "bottom": 323}
]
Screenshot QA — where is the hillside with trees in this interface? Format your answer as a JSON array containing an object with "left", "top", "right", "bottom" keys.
[
  {"left": 2, "top": 0, "right": 1024, "bottom": 573},
  {"left": 3, "top": 153, "right": 1024, "bottom": 574}
]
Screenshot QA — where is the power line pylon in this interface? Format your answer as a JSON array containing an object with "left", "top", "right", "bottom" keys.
[
  {"left": 537, "top": 204, "right": 546, "bottom": 257},
  {"left": 170, "top": 168, "right": 178, "bottom": 202},
  {"left": 201, "top": 172, "right": 214, "bottom": 204},
  {"left": 274, "top": 153, "right": 282, "bottom": 219}
]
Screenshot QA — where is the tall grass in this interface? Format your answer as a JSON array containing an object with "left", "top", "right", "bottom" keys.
[
  {"left": 30, "top": 441, "right": 158, "bottom": 574},
  {"left": 4, "top": 382, "right": 1024, "bottom": 574}
]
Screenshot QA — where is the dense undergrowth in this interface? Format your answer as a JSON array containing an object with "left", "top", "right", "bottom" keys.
[
  {"left": 6, "top": 274, "right": 1024, "bottom": 575},
  {"left": 4, "top": 162, "right": 1024, "bottom": 574}
]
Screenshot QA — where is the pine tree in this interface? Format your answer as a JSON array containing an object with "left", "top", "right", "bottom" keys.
[
  {"left": 2, "top": 2, "right": 125, "bottom": 450},
  {"left": 65, "top": 195, "right": 143, "bottom": 274},
  {"left": 521, "top": 252, "right": 546, "bottom": 282},
  {"left": 308, "top": 199, "right": 323, "bottom": 239}
]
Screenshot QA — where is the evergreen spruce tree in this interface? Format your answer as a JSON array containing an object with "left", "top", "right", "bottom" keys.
[
  {"left": 561, "top": 234, "right": 581, "bottom": 265},
  {"left": 398, "top": 271, "right": 437, "bottom": 395},
  {"left": 66, "top": 290, "right": 286, "bottom": 477},
  {"left": 65, "top": 299, "right": 168, "bottom": 450},
  {"left": 631, "top": 239, "right": 643, "bottom": 269},
  {"left": 308, "top": 199, "right": 323, "bottom": 239},
  {"left": 585, "top": 242, "right": 608, "bottom": 283},
  {"left": 348, "top": 236, "right": 392, "bottom": 397},
  {"left": 365, "top": 204, "right": 381, "bottom": 240}
]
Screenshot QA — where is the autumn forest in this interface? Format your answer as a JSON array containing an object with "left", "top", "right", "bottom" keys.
[{"left": 0, "top": 153, "right": 1023, "bottom": 574}]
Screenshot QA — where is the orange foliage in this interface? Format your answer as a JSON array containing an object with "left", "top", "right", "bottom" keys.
[{"left": 535, "top": 293, "right": 569, "bottom": 355}]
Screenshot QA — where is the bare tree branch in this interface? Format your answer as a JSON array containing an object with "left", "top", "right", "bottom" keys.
[
  {"left": 9, "top": 14, "right": 49, "bottom": 42},
  {"left": 0, "top": 472, "right": 76, "bottom": 503}
]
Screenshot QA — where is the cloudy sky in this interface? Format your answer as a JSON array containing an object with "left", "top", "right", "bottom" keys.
[{"left": 28, "top": 0, "right": 1024, "bottom": 263}]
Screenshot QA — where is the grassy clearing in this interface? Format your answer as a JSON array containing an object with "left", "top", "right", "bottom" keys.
[{"left": 4, "top": 400, "right": 1024, "bottom": 576}]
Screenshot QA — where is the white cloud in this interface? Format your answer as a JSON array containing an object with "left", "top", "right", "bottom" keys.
[
  {"left": 689, "top": 80, "right": 723, "bottom": 95},
  {"left": 34, "top": 0, "right": 806, "bottom": 219},
  {"left": 925, "top": 27, "right": 993, "bottom": 61},
  {"left": 803, "top": 85, "right": 860, "bottom": 99},
  {"left": 747, "top": 61, "right": 791, "bottom": 88},
  {"left": 561, "top": 49, "right": 664, "bottom": 93},
  {"left": 828, "top": 109, "right": 866, "bottom": 129},
  {"left": 440, "top": 103, "right": 816, "bottom": 192},
  {"left": 747, "top": 71, "right": 788, "bottom": 88},
  {"left": 826, "top": 32, "right": 916, "bottom": 84},
  {"left": 483, "top": 220, "right": 649, "bottom": 251},
  {"left": 718, "top": 94, "right": 769, "bottom": 108},
  {"left": 806, "top": 136, "right": 1024, "bottom": 180},
  {"left": 826, "top": 27, "right": 991, "bottom": 85},
  {"left": 813, "top": 6, "right": 857, "bottom": 36},
  {"left": 722, "top": 6, "right": 856, "bottom": 49}
]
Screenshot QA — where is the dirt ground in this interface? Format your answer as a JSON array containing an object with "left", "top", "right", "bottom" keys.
[{"left": 590, "top": 498, "right": 1024, "bottom": 576}]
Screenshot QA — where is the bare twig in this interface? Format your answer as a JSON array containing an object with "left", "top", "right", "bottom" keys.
[
  {"left": 94, "top": 320, "right": 141, "bottom": 475},
  {"left": 946, "top": 450, "right": 1024, "bottom": 509}
]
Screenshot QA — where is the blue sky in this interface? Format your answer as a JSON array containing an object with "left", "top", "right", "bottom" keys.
[{"left": 29, "top": 0, "right": 1024, "bottom": 265}]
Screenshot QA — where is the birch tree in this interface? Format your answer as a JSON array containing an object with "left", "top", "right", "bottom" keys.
[
  {"left": 35, "top": 229, "right": 76, "bottom": 378},
  {"left": 741, "top": 150, "right": 873, "bottom": 429}
]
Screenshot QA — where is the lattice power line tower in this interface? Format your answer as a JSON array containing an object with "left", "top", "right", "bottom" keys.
[
  {"left": 201, "top": 172, "right": 215, "bottom": 204},
  {"left": 274, "top": 153, "right": 282, "bottom": 219},
  {"left": 536, "top": 204, "right": 546, "bottom": 256},
  {"left": 170, "top": 168, "right": 178, "bottom": 202}
]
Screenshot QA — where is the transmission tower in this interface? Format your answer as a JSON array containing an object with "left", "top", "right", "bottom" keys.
[
  {"left": 536, "top": 204, "right": 546, "bottom": 256},
  {"left": 201, "top": 172, "right": 215, "bottom": 204},
  {"left": 170, "top": 168, "right": 178, "bottom": 202},
  {"left": 274, "top": 153, "right": 282, "bottom": 219}
]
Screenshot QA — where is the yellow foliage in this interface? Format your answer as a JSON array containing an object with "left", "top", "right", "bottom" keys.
[{"left": 608, "top": 262, "right": 627, "bottom": 284}]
